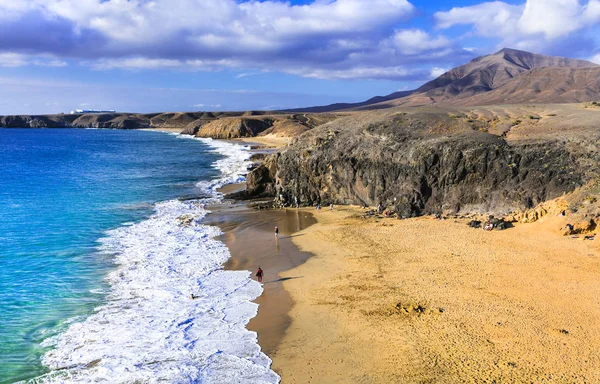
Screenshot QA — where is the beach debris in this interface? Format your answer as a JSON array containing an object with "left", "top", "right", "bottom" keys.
[
  {"left": 559, "top": 329, "right": 570, "bottom": 335},
  {"left": 468, "top": 220, "right": 482, "bottom": 228},
  {"left": 396, "top": 301, "right": 429, "bottom": 314},
  {"left": 85, "top": 359, "right": 102, "bottom": 368},
  {"left": 563, "top": 219, "right": 596, "bottom": 236},
  {"left": 564, "top": 223, "right": 575, "bottom": 235},
  {"left": 361, "top": 300, "right": 443, "bottom": 318},
  {"left": 481, "top": 216, "right": 511, "bottom": 231},
  {"left": 362, "top": 209, "right": 379, "bottom": 218},
  {"left": 394, "top": 301, "right": 446, "bottom": 316},
  {"left": 248, "top": 201, "right": 274, "bottom": 210},
  {"left": 493, "top": 219, "right": 511, "bottom": 230},
  {"left": 177, "top": 214, "right": 195, "bottom": 227}
]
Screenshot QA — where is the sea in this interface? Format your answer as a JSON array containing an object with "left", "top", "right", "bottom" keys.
[{"left": 0, "top": 128, "right": 279, "bottom": 383}]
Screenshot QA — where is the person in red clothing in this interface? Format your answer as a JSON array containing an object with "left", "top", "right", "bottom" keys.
[{"left": 256, "top": 267, "right": 264, "bottom": 283}]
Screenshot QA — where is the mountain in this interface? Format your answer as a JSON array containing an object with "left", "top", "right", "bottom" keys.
[
  {"left": 455, "top": 66, "right": 600, "bottom": 106},
  {"left": 381, "top": 48, "right": 600, "bottom": 107},
  {"left": 282, "top": 90, "right": 413, "bottom": 113},
  {"left": 294, "top": 48, "right": 600, "bottom": 111}
]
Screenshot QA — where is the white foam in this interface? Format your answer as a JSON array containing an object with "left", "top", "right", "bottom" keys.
[
  {"left": 193, "top": 138, "right": 253, "bottom": 198},
  {"left": 37, "top": 139, "right": 278, "bottom": 383}
]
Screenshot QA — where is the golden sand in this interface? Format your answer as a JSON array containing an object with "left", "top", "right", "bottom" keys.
[
  {"left": 271, "top": 206, "right": 600, "bottom": 383},
  {"left": 142, "top": 127, "right": 184, "bottom": 133},
  {"left": 238, "top": 135, "right": 292, "bottom": 148}
]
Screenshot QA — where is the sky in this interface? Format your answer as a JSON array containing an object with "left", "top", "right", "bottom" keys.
[{"left": 1, "top": 0, "right": 600, "bottom": 114}]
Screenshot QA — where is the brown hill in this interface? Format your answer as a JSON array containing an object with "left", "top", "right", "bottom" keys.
[
  {"left": 382, "top": 48, "right": 599, "bottom": 107},
  {"left": 194, "top": 114, "right": 340, "bottom": 139},
  {"left": 457, "top": 66, "right": 600, "bottom": 106},
  {"left": 282, "top": 90, "right": 413, "bottom": 113},
  {"left": 288, "top": 48, "right": 599, "bottom": 112}
]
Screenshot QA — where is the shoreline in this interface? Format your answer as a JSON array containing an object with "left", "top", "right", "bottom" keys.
[
  {"left": 203, "top": 204, "right": 316, "bottom": 357},
  {"left": 31, "top": 132, "right": 279, "bottom": 382}
]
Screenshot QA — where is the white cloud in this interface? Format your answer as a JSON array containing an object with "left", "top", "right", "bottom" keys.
[
  {"left": 435, "top": 2, "right": 524, "bottom": 37},
  {"left": 0, "top": 52, "right": 69, "bottom": 67},
  {"left": 289, "top": 66, "right": 429, "bottom": 81},
  {"left": 430, "top": 67, "right": 448, "bottom": 78},
  {"left": 435, "top": 0, "right": 600, "bottom": 42},
  {"left": 0, "top": 53, "right": 28, "bottom": 67},
  {"left": 389, "top": 29, "right": 450, "bottom": 55},
  {"left": 0, "top": 0, "right": 469, "bottom": 80},
  {"left": 518, "top": 0, "right": 595, "bottom": 38},
  {"left": 590, "top": 53, "right": 600, "bottom": 63},
  {"left": 193, "top": 103, "right": 223, "bottom": 108},
  {"left": 27, "top": 0, "right": 415, "bottom": 50},
  {"left": 90, "top": 58, "right": 183, "bottom": 71}
]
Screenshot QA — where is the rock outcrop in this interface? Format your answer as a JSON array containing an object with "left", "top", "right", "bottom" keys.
[
  {"left": 246, "top": 108, "right": 598, "bottom": 217},
  {"left": 195, "top": 118, "right": 275, "bottom": 139},
  {"left": 0, "top": 111, "right": 340, "bottom": 139},
  {"left": 193, "top": 114, "right": 340, "bottom": 139}
]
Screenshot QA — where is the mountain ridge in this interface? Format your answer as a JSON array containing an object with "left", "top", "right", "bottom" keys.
[{"left": 292, "top": 48, "right": 600, "bottom": 111}]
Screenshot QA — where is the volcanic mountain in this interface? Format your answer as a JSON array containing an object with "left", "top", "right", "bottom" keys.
[
  {"left": 294, "top": 48, "right": 600, "bottom": 111},
  {"left": 405, "top": 48, "right": 598, "bottom": 105}
]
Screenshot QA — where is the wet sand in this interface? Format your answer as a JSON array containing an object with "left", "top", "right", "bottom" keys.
[
  {"left": 217, "top": 182, "right": 246, "bottom": 195},
  {"left": 203, "top": 204, "right": 316, "bottom": 355}
]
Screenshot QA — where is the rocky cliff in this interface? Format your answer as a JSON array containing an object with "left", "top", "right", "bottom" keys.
[
  {"left": 245, "top": 107, "right": 599, "bottom": 217},
  {"left": 0, "top": 111, "right": 340, "bottom": 139},
  {"left": 193, "top": 114, "right": 340, "bottom": 139}
]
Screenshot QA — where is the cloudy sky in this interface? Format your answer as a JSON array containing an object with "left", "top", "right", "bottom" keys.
[{"left": 1, "top": 0, "right": 599, "bottom": 114}]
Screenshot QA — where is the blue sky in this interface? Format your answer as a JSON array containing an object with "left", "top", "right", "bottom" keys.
[{"left": 0, "top": 0, "right": 599, "bottom": 114}]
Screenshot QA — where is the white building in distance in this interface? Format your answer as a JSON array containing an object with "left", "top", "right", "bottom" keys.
[{"left": 70, "top": 109, "right": 116, "bottom": 114}]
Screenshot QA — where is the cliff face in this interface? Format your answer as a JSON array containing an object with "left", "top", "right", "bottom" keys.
[
  {"left": 193, "top": 114, "right": 340, "bottom": 139},
  {"left": 0, "top": 111, "right": 340, "bottom": 138},
  {"left": 195, "top": 118, "right": 275, "bottom": 139},
  {"left": 0, "top": 113, "right": 154, "bottom": 129},
  {"left": 0, "top": 111, "right": 275, "bottom": 130},
  {"left": 247, "top": 109, "right": 597, "bottom": 217}
]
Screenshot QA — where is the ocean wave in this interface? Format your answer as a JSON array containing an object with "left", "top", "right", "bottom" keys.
[
  {"left": 35, "top": 139, "right": 278, "bottom": 383},
  {"left": 193, "top": 138, "right": 254, "bottom": 197}
]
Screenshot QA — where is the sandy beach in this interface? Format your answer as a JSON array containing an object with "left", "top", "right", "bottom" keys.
[
  {"left": 142, "top": 127, "right": 185, "bottom": 133},
  {"left": 266, "top": 206, "right": 600, "bottom": 383}
]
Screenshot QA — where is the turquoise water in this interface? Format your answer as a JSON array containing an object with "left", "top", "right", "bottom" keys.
[{"left": 0, "top": 128, "right": 221, "bottom": 383}]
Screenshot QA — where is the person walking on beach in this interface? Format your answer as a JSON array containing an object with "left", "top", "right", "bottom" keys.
[
  {"left": 274, "top": 225, "right": 279, "bottom": 238},
  {"left": 256, "top": 267, "right": 264, "bottom": 283}
]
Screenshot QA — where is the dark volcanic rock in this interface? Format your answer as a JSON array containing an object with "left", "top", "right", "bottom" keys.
[
  {"left": 227, "top": 154, "right": 279, "bottom": 200},
  {"left": 247, "top": 110, "right": 591, "bottom": 217}
]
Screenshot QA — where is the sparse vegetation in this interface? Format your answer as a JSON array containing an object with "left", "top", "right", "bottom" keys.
[{"left": 585, "top": 102, "right": 600, "bottom": 108}]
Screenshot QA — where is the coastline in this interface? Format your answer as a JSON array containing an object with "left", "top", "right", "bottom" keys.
[
  {"left": 32, "top": 132, "right": 281, "bottom": 383},
  {"left": 141, "top": 127, "right": 185, "bottom": 134},
  {"left": 269, "top": 205, "right": 600, "bottom": 382},
  {"left": 203, "top": 206, "right": 316, "bottom": 356}
]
